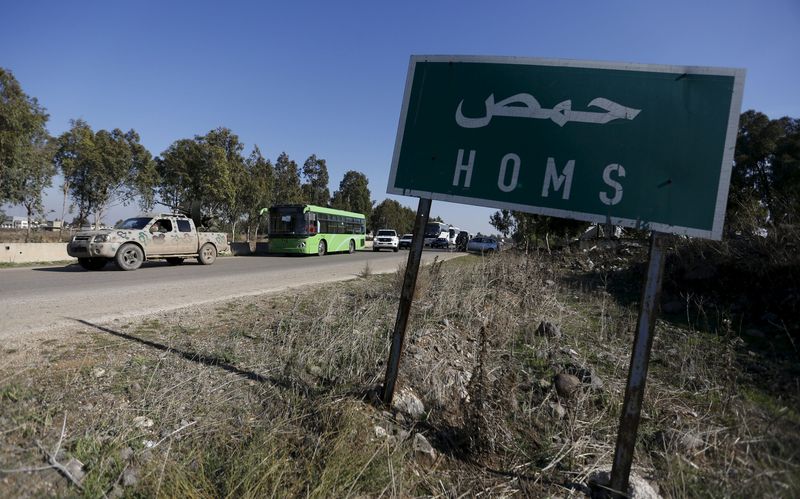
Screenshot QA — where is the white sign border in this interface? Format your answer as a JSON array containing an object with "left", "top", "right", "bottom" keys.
[{"left": 387, "top": 55, "right": 746, "bottom": 240}]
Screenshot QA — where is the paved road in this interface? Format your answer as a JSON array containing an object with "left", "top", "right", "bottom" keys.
[{"left": 0, "top": 249, "right": 463, "bottom": 340}]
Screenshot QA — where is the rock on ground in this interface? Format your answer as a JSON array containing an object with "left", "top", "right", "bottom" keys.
[
  {"left": 413, "top": 433, "right": 436, "bottom": 466},
  {"left": 554, "top": 373, "right": 581, "bottom": 398},
  {"left": 588, "top": 470, "right": 661, "bottom": 499},
  {"left": 392, "top": 387, "right": 425, "bottom": 420}
]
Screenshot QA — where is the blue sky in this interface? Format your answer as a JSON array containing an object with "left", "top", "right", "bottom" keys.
[{"left": 2, "top": 0, "right": 798, "bottom": 233}]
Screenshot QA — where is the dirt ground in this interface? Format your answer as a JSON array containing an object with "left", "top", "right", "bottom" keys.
[{"left": 2, "top": 248, "right": 798, "bottom": 497}]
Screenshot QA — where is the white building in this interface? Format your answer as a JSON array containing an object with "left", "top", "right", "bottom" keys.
[{"left": 0, "top": 216, "right": 29, "bottom": 229}]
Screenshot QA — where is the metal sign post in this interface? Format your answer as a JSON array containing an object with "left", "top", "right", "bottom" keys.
[
  {"left": 606, "top": 232, "right": 668, "bottom": 497},
  {"left": 386, "top": 55, "right": 744, "bottom": 488},
  {"left": 382, "top": 197, "right": 432, "bottom": 404}
]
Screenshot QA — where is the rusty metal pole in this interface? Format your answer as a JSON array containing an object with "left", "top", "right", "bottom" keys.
[
  {"left": 382, "top": 197, "right": 432, "bottom": 405},
  {"left": 607, "top": 232, "right": 667, "bottom": 498}
]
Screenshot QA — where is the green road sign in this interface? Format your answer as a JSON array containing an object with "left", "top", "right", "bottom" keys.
[{"left": 387, "top": 56, "right": 745, "bottom": 240}]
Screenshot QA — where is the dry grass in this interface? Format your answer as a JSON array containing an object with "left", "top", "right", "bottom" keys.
[{"left": 1, "top": 248, "right": 798, "bottom": 497}]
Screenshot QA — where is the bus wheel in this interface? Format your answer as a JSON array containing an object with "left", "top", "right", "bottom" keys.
[
  {"left": 348, "top": 239, "right": 355, "bottom": 254},
  {"left": 318, "top": 239, "right": 327, "bottom": 256}
]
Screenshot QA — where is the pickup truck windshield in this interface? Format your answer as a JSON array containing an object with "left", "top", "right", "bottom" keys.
[
  {"left": 377, "top": 230, "right": 396, "bottom": 237},
  {"left": 116, "top": 218, "right": 152, "bottom": 230}
]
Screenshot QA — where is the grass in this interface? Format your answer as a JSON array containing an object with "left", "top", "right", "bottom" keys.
[{"left": 1, "top": 247, "right": 798, "bottom": 497}]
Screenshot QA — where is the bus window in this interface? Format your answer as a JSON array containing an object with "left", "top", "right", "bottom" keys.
[{"left": 269, "top": 206, "right": 307, "bottom": 234}]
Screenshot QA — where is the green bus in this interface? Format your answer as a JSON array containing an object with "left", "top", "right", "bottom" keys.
[{"left": 262, "top": 204, "right": 366, "bottom": 255}]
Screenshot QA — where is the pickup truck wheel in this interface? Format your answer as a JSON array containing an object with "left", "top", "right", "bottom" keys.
[
  {"left": 348, "top": 239, "right": 355, "bottom": 254},
  {"left": 166, "top": 257, "right": 184, "bottom": 265},
  {"left": 198, "top": 243, "right": 217, "bottom": 265},
  {"left": 317, "top": 239, "right": 327, "bottom": 256},
  {"left": 78, "top": 257, "right": 107, "bottom": 271},
  {"left": 116, "top": 244, "right": 143, "bottom": 271}
]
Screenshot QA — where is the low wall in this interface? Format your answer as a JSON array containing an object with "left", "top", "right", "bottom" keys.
[
  {"left": 2, "top": 240, "right": 375, "bottom": 264},
  {"left": 1, "top": 243, "right": 72, "bottom": 264},
  {"left": 229, "top": 242, "right": 272, "bottom": 255}
]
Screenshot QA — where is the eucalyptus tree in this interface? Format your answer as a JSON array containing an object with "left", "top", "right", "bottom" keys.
[
  {"left": 729, "top": 110, "right": 800, "bottom": 233},
  {"left": 54, "top": 120, "right": 155, "bottom": 228},
  {"left": 204, "top": 127, "right": 246, "bottom": 237},
  {"left": 240, "top": 146, "right": 274, "bottom": 240},
  {"left": 331, "top": 170, "right": 372, "bottom": 218},
  {"left": 490, "top": 209, "right": 586, "bottom": 250},
  {"left": 489, "top": 209, "right": 513, "bottom": 238},
  {"left": 0, "top": 67, "right": 52, "bottom": 233},
  {"left": 301, "top": 154, "right": 330, "bottom": 206},
  {"left": 157, "top": 127, "right": 242, "bottom": 228},
  {"left": 369, "top": 199, "right": 415, "bottom": 234},
  {"left": 16, "top": 137, "right": 56, "bottom": 239},
  {"left": 273, "top": 152, "right": 303, "bottom": 204}
]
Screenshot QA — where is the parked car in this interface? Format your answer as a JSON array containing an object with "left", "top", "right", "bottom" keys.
[
  {"left": 373, "top": 229, "right": 399, "bottom": 251},
  {"left": 430, "top": 237, "right": 451, "bottom": 249},
  {"left": 466, "top": 236, "right": 499, "bottom": 254},
  {"left": 399, "top": 233, "right": 413, "bottom": 249}
]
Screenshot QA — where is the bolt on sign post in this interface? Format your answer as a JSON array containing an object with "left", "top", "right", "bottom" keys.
[{"left": 383, "top": 55, "right": 745, "bottom": 493}]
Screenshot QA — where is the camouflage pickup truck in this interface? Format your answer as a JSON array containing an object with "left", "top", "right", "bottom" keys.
[{"left": 67, "top": 213, "right": 229, "bottom": 271}]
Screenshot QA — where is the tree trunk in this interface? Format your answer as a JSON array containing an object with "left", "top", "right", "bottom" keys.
[
  {"left": 25, "top": 206, "right": 32, "bottom": 242},
  {"left": 60, "top": 181, "right": 69, "bottom": 239}
]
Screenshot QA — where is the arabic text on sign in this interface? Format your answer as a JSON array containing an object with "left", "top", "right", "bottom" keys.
[{"left": 454, "top": 94, "right": 641, "bottom": 128}]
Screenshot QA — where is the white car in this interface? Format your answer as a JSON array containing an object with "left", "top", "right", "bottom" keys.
[
  {"left": 373, "top": 229, "right": 399, "bottom": 252},
  {"left": 399, "top": 234, "right": 413, "bottom": 249}
]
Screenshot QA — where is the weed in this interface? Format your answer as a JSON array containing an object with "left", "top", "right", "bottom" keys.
[
  {"left": 358, "top": 260, "right": 372, "bottom": 278},
  {"left": 2, "top": 248, "right": 798, "bottom": 497}
]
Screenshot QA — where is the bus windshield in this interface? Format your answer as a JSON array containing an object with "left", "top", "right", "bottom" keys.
[
  {"left": 269, "top": 206, "right": 309, "bottom": 235},
  {"left": 425, "top": 222, "right": 447, "bottom": 238}
]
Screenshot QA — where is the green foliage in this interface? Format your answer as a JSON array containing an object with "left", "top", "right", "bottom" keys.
[
  {"left": 301, "top": 154, "right": 330, "bottom": 206},
  {"left": 11, "top": 137, "right": 56, "bottom": 240},
  {"left": 728, "top": 110, "right": 800, "bottom": 234},
  {"left": 54, "top": 120, "right": 155, "bottom": 227},
  {"left": 273, "top": 152, "right": 304, "bottom": 204},
  {"left": 202, "top": 127, "right": 244, "bottom": 223},
  {"left": 369, "top": 198, "right": 415, "bottom": 234},
  {"left": 157, "top": 127, "right": 243, "bottom": 224},
  {"left": 494, "top": 210, "right": 588, "bottom": 248},
  {"left": 240, "top": 146, "right": 274, "bottom": 240},
  {"left": 770, "top": 118, "right": 800, "bottom": 223},
  {"left": 489, "top": 209, "right": 513, "bottom": 237},
  {"left": 0, "top": 67, "right": 52, "bottom": 214},
  {"left": 331, "top": 170, "right": 372, "bottom": 218}
]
